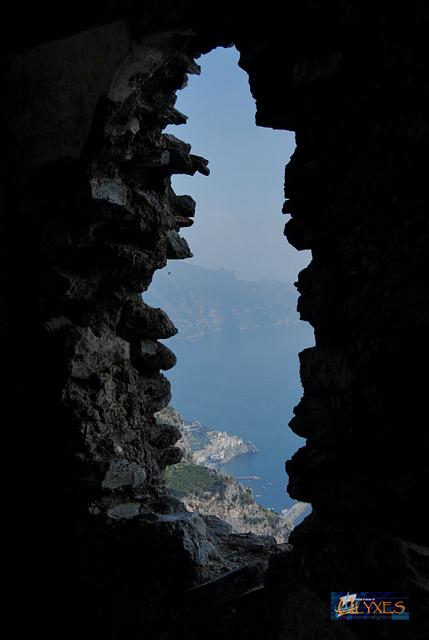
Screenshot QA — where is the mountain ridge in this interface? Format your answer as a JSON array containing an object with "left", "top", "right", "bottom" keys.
[{"left": 144, "top": 262, "right": 300, "bottom": 339}]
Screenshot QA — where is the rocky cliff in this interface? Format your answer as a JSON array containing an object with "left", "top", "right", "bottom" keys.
[
  {"left": 157, "top": 406, "right": 306, "bottom": 543},
  {"left": 192, "top": 430, "right": 257, "bottom": 466},
  {"left": 157, "top": 405, "right": 258, "bottom": 465},
  {"left": 5, "top": 2, "right": 429, "bottom": 639},
  {"left": 166, "top": 459, "right": 295, "bottom": 544}
]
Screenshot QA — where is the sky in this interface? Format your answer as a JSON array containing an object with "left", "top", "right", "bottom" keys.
[{"left": 164, "top": 46, "right": 311, "bottom": 284}]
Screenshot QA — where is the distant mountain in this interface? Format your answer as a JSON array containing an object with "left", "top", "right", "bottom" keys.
[{"left": 144, "top": 262, "right": 299, "bottom": 339}]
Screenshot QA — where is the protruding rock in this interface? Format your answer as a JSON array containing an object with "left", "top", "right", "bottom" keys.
[
  {"left": 102, "top": 460, "right": 147, "bottom": 491},
  {"left": 118, "top": 298, "right": 178, "bottom": 340},
  {"left": 282, "top": 199, "right": 293, "bottom": 214},
  {"left": 162, "top": 133, "right": 192, "bottom": 154},
  {"left": 160, "top": 107, "right": 188, "bottom": 126},
  {"left": 139, "top": 510, "right": 220, "bottom": 567},
  {"left": 150, "top": 416, "right": 182, "bottom": 449},
  {"left": 107, "top": 502, "right": 141, "bottom": 520},
  {"left": 138, "top": 372, "right": 172, "bottom": 414},
  {"left": 167, "top": 149, "right": 195, "bottom": 175},
  {"left": 129, "top": 149, "right": 170, "bottom": 169},
  {"left": 131, "top": 338, "right": 177, "bottom": 371},
  {"left": 165, "top": 230, "right": 193, "bottom": 259},
  {"left": 191, "top": 155, "right": 210, "bottom": 176},
  {"left": 163, "top": 149, "right": 210, "bottom": 177},
  {"left": 175, "top": 215, "right": 194, "bottom": 228},
  {"left": 173, "top": 194, "right": 196, "bottom": 217},
  {"left": 178, "top": 55, "right": 201, "bottom": 76},
  {"left": 283, "top": 218, "right": 311, "bottom": 250},
  {"left": 154, "top": 444, "right": 183, "bottom": 469}
]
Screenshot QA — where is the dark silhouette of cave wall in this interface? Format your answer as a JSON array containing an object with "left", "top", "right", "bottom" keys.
[{"left": 3, "top": 2, "right": 428, "bottom": 639}]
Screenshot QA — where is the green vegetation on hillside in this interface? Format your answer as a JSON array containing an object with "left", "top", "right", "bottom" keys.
[
  {"left": 164, "top": 454, "right": 293, "bottom": 543},
  {"left": 165, "top": 460, "right": 223, "bottom": 497}
]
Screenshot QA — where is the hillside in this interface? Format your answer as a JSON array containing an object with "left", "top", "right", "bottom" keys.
[
  {"left": 144, "top": 262, "right": 299, "bottom": 339},
  {"left": 157, "top": 407, "right": 309, "bottom": 543}
]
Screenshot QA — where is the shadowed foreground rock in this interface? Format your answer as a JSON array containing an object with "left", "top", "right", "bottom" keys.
[{"left": 3, "top": 1, "right": 428, "bottom": 638}]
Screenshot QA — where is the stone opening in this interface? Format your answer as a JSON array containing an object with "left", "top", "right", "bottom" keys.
[
  {"left": 5, "top": 3, "right": 428, "bottom": 638},
  {"left": 145, "top": 44, "right": 313, "bottom": 542}
]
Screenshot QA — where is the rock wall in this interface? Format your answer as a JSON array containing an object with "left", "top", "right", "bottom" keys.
[
  {"left": 4, "top": 1, "right": 428, "bottom": 638},
  {"left": 234, "top": 6, "right": 429, "bottom": 638}
]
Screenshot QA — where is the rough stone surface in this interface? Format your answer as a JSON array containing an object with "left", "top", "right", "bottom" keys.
[{"left": 4, "top": 1, "right": 429, "bottom": 638}]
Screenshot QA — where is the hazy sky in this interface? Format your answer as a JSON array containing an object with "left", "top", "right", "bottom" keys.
[{"left": 165, "top": 46, "right": 310, "bottom": 284}]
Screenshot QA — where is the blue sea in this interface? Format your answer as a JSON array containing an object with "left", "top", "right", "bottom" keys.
[{"left": 162, "top": 323, "right": 314, "bottom": 513}]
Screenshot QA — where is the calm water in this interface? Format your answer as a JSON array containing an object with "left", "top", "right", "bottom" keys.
[{"left": 162, "top": 323, "right": 314, "bottom": 512}]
